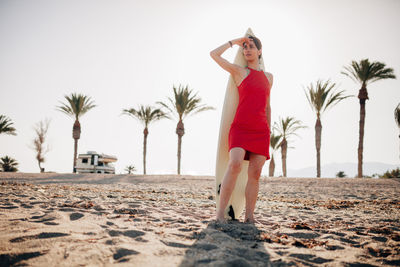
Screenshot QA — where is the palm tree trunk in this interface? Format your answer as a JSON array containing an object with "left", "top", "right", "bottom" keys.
[
  {"left": 72, "top": 119, "right": 81, "bottom": 173},
  {"left": 358, "top": 86, "right": 368, "bottom": 178},
  {"left": 269, "top": 155, "right": 275, "bottom": 177},
  {"left": 358, "top": 102, "right": 366, "bottom": 178},
  {"left": 143, "top": 127, "right": 148, "bottom": 175},
  {"left": 73, "top": 138, "right": 78, "bottom": 173},
  {"left": 177, "top": 135, "right": 182, "bottom": 174},
  {"left": 281, "top": 138, "right": 288, "bottom": 177},
  {"left": 315, "top": 117, "right": 322, "bottom": 178},
  {"left": 176, "top": 120, "right": 185, "bottom": 175}
]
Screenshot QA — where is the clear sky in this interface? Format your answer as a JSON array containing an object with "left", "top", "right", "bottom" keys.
[{"left": 1, "top": 0, "right": 399, "bottom": 176}]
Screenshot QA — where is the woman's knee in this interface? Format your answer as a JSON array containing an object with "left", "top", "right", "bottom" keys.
[{"left": 228, "top": 160, "right": 242, "bottom": 173}]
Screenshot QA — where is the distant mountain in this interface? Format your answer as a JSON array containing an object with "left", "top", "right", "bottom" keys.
[{"left": 286, "top": 162, "right": 399, "bottom": 178}]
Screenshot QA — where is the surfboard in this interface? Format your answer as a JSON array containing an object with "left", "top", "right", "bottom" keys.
[{"left": 215, "top": 28, "right": 266, "bottom": 220}]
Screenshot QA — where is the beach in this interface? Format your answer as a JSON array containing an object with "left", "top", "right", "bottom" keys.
[{"left": 0, "top": 173, "right": 399, "bottom": 266}]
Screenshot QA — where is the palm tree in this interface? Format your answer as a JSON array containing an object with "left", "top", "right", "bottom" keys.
[
  {"left": 336, "top": 171, "right": 347, "bottom": 178},
  {"left": 0, "top": 115, "right": 16, "bottom": 135},
  {"left": 274, "top": 116, "right": 307, "bottom": 177},
  {"left": 268, "top": 131, "right": 282, "bottom": 177},
  {"left": 125, "top": 165, "right": 136, "bottom": 174},
  {"left": 56, "top": 93, "right": 96, "bottom": 173},
  {"left": 122, "top": 105, "right": 169, "bottom": 174},
  {"left": 304, "top": 79, "right": 351, "bottom": 177},
  {"left": 0, "top": 156, "right": 18, "bottom": 172},
  {"left": 342, "top": 59, "right": 396, "bottom": 177},
  {"left": 157, "top": 85, "right": 215, "bottom": 175}
]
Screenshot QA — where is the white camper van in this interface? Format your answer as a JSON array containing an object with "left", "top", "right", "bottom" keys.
[{"left": 75, "top": 151, "right": 117, "bottom": 174}]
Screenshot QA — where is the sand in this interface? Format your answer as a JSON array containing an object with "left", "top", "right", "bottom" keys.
[{"left": 0, "top": 172, "right": 399, "bottom": 266}]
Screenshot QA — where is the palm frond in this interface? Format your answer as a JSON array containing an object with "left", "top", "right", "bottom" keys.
[
  {"left": 156, "top": 101, "right": 175, "bottom": 120},
  {"left": 0, "top": 115, "right": 17, "bottom": 135},
  {"left": 56, "top": 101, "right": 75, "bottom": 117},
  {"left": 395, "top": 103, "right": 400, "bottom": 128},
  {"left": 56, "top": 93, "right": 96, "bottom": 120},
  {"left": 304, "top": 79, "right": 351, "bottom": 118},
  {"left": 323, "top": 89, "right": 352, "bottom": 113},
  {"left": 274, "top": 116, "right": 307, "bottom": 142},
  {"left": 123, "top": 105, "right": 170, "bottom": 127},
  {"left": 187, "top": 105, "right": 215, "bottom": 118},
  {"left": 0, "top": 155, "right": 19, "bottom": 172},
  {"left": 270, "top": 132, "right": 282, "bottom": 151},
  {"left": 342, "top": 58, "right": 396, "bottom": 86},
  {"left": 159, "top": 85, "right": 214, "bottom": 121},
  {"left": 341, "top": 61, "right": 361, "bottom": 84}
]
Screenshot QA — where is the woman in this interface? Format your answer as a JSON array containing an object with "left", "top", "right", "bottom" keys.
[{"left": 210, "top": 35, "right": 273, "bottom": 223}]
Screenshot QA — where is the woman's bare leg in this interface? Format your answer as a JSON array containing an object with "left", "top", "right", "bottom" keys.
[
  {"left": 244, "top": 153, "right": 266, "bottom": 223},
  {"left": 216, "top": 147, "right": 246, "bottom": 222}
]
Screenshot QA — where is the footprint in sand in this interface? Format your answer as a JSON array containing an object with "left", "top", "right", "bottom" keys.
[
  {"left": 162, "top": 217, "right": 177, "bottom": 222},
  {"left": 283, "top": 232, "right": 320, "bottom": 239},
  {"left": 29, "top": 213, "right": 59, "bottom": 225},
  {"left": 325, "top": 245, "right": 345, "bottom": 250},
  {"left": 29, "top": 201, "right": 46, "bottom": 205},
  {"left": 288, "top": 253, "right": 333, "bottom": 264},
  {"left": 107, "top": 230, "right": 145, "bottom": 239},
  {"left": 134, "top": 237, "right": 148, "bottom": 242},
  {"left": 274, "top": 250, "right": 289, "bottom": 256},
  {"left": 59, "top": 208, "right": 75, "bottom": 212},
  {"left": 371, "top": 236, "right": 387, "bottom": 242},
  {"left": 113, "top": 248, "right": 140, "bottom": 262},
  {"left": 366, "top": 247, "right": 392, "bottom": 258},
  {"left": 10, "top": 232, "right": 69, "bottom": 243},
  {"left": 113, "top": 208, "right": 148, "bottom": 216},
  {"left": 20, "top": 203, "right": 34, "bottom": 209},
  {"left": 69, "top": 213, "right": 84, "bottom": 221},
  {"left": 105, "top": 239, "right": 117, "bottom": 245},
  {"left": 0, "top": 251, "right": 47, "bottom": 266},
  {"left": 160, "top": 240, "right": 190, "bottom": 248},
  {"left": 178, "top": 227, "right": 198, "bottom": 232},
  {"left": 338, "top": 237, "right": 361, "bottom": 247},
  {"left": 0, "top": 204, "right": 18, "bottom": 209}
]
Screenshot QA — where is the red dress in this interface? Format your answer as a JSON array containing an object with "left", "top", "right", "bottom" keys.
[{"left": 228, "top": 67, "right": 271, "bottom": 161}]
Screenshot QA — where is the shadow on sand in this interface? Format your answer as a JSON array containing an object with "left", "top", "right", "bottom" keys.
[{"left": 178, "top": 220, "right": 274, "bottom": 267}]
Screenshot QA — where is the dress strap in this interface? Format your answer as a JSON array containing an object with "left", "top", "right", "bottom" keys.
[{"left": 242, "top": 66, "right": 250, "bottom": 80}]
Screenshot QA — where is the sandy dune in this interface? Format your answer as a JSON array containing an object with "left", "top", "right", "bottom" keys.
[{"left": 0, "top": 173, "right": 399, "bottom": 266}]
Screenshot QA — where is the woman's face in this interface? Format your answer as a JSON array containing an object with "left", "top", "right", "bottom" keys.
[{"left": 243, "top": 40, "right": 261, "bottom": 62}]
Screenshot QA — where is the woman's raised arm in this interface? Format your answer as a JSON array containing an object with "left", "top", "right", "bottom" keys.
[{"left": 210, "top": 37, "right": 250, "bottom": 75}]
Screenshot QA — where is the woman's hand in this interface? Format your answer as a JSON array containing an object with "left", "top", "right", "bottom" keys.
[{"left": 231, "top": 37, "right": 251, "bottom": 47}]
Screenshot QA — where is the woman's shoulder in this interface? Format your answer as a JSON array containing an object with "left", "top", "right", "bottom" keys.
[
  {"left": 263, "top": 71, "right": 273, "bottom": 87},
  {"left": 263, "top": 71, "right": 273, "bottom": 78}
]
